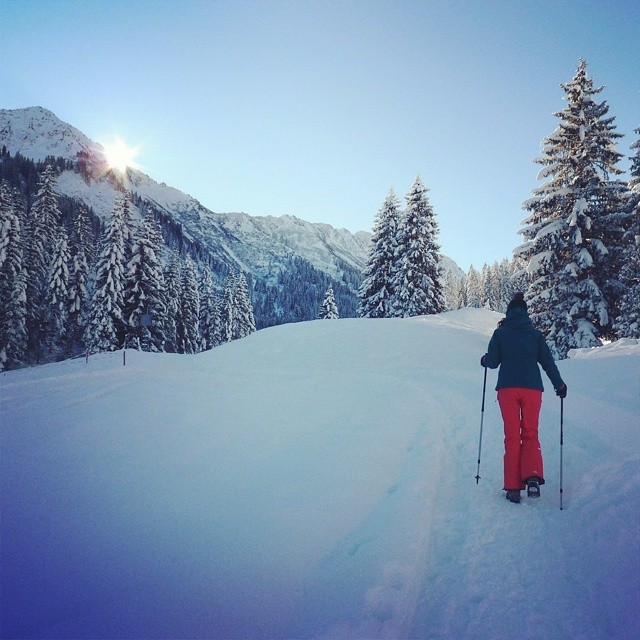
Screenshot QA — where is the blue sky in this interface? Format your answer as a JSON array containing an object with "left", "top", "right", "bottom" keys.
[{"left": 2, "top": 0, "right": 638, "bottom": 270}]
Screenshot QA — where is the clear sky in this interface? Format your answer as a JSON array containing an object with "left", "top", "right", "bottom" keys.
[{"left": 1, "top": 0, "right": 638, "bottom": 270}]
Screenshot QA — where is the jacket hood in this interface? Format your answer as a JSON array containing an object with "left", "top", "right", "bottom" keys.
[{"left": 503, "top": 306, "right": 533, "bottom": 329}]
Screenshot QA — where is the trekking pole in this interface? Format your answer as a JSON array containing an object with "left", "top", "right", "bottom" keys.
[
  {"left": 475, "top": 365, "right": 488, "bottom": 484},
  {"left": 560, "top": 396, "right": 564, "bottom": 510}
]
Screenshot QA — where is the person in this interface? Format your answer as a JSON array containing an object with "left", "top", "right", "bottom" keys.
[{"left": 481, "top": 292, "right": 567, "bottom": 504}]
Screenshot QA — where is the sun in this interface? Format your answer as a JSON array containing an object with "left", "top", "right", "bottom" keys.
[{"left": 103, "top": 138, "right": 139, "bottom": 172}]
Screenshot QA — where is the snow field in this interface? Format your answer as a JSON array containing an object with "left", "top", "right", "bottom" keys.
[{"left": 1, "top": 309, "right": 639, "bottom": 639}]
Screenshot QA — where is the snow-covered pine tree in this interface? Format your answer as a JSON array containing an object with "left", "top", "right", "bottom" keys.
[
  {"left": 163, "top": 251, "right": 181, "bottom": 353},
  {"left": 84, "top": 195, "right": 129, "bottom": 352},
  {"left": 613, "top": 126, "right": 640, "bottom": 338},
  {"left": 479, "top": 264, "right": 490, "bottom": 309},
  {"left": 124, "top": 213, "right": 167, "bottom": 351},
  {"left": 232, "top": 271, "right": 256, "bottom": 339},
  {"left": 44, "top": 226, "right": 70, "bottom": 358},
  {"left": 517, "top": 60, "right": 627, "bottom": 358},
  {"left": 358, "top": 189, "right": 401, "bottom": 318},
  {"left": 211, "top": 291, "right": 222, "bottom": 343},
  {"left": 24, "top": 164, "right": 62, "bottom": 361},
  {"left": 120, "top": 191, "right": 135, "bottom": 267},
  {"left": 217, "top": 270, "right": 256, "bottom": 342},
  {"left": 218, "top": 271, "right": 236, "bottom": 344},
  {"left": 508, "top": 255, "right": 530, "bottom": 306},
  {"left": 495, "top": 258, "right": 518, "bottom": 313},
  {"left": 391, "top": 176, "right": 445, "bottom": 317},
  {"left": 0, "top": 182, "right": 27, "bottom": 370},
  {"left": 199, "top": 265, "right": 216, "bottom": 350},
  {"left": 67, "top": 203, "right": 93, "bottom": 355},
  {"left": 441, "top": 261, "right": 466, "bottom": 311},
  {"left": 318, "top": 285, "right": 340, "bottom": 319},
  {"left": 464, "top": 265, "right": 482, "bottom": 308},
  {"left": 178, "top": 257, "right": 200, "bottom": 354},
  {"left": 481, "top": 263, "right": 501, "bottom": 310}
]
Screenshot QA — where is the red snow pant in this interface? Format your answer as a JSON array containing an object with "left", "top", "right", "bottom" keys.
[{"left": 497, "top": 387, "right": 544, "bottom": 491}]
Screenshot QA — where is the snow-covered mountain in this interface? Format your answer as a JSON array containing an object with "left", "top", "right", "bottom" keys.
[
  {"left": 2, "top": 309, "right": 638, "bottom": 638},
  {"left": 0, "top": 105, "right": 98, "bottom": 162},
  {"left": 0, "top": 107, "right": 371, "bottom": 283}
]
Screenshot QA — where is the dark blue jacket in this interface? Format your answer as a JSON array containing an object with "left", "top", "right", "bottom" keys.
[{"left": 484, "top": 307, "right": 564, "bottom": 392}]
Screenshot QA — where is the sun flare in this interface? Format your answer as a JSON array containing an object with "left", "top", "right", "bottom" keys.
[{"left": 103, "top": 138, "right": 139, "bottom": 172}]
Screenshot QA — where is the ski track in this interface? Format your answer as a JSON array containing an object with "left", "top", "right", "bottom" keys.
[
  {"left": 302, "top": 390, "right": 450, "bottom": 639},
  {"left": 304, "top": 370, "right": 479, "bottom": 639},
  {"left": 407, "top": 410, "right": 473, "bottom": 639}
]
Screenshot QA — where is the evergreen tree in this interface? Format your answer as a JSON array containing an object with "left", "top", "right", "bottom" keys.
[
  {"left": 124, "top": 213, "right": 168, "bottom": 351},
  {"left": 391, "top": 176, "right": 445, "bottom": 317},
  {"left": 509, "top": 256, "right": 530, "bottom": 305},
  {"left": 496, "top": 258, "right": 518, "bottom": 313},
  {"left": 44, "top": 227, "right": 70, "bottom": 358},
  {"left": 441, "top": 262, "right": 465, "bottom": 310},
  {"left": 517, "top": 60, "right": 627, "bottom": 358},
  {"left": 218, "top": 271, "right": 236, "bottom": 344},
  {"left": 480, "top": 263, "right": 500, "bottom": 310},
  {"left": 614, "top": 127, "right": 640, "bottom": 338},
  {"left": 67, "top": 203, "right": 93, "bottom": 355},
  {"left": 231, "top": 272, "right": 256, "bottom": 339},
  {"left": 211, "top": 291, "right": 222, "bottom": 344},
  {"left": 84, "top": 195, "right": 129, "bottom": 351},
  {"left": 358, "top": 189, "right": 401, "bottom": 317},
  {"left": 0, "top": 182, "right": 27, "bottom": 370},
  {"left": 163, "top": 251, "right": 181, "bottom": 352},
  {"left": 24, "top": 164, "right": 62, "bottom": 361},
  {"left": 318, "top": 285, "right": 340, "bottom": 319},
  {"left": 178, "top": 257, "right": 200, "bottom": 354},
  {"left": 199, "top": 265, "right": 217, "bottom": 350},
  {"left": 465, "top": 265, "right": 482, "bottom": 308},
  {"left": 217, "top": 270, "right": 256, "bottom": 342},
  {"left": 120, "top": 192, "right": 136, "bottom": 266}
]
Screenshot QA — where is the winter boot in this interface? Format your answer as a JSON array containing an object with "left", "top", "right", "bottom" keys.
[
  {"left": 506, "top": 490, "right": 521, "bottom": 504},
  {"left": 526, "top": 479, "right": 540, "bottom": 498}
]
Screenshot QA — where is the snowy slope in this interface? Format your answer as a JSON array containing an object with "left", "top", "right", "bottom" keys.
[
  {"left": 0, "top": 106, "right": 100, "bottom": 162},
  {"left": 1, "top": 309, "right": 639, "bottom": 639}
]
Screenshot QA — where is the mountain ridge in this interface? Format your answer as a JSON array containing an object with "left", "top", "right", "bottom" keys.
[{"left": 0, "top": 107, "right": 371, "bottom": 280}]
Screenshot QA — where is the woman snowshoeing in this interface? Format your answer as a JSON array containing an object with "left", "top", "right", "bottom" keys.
[{"left": 481, "top": 292, "right": 567, "bottom": 503}]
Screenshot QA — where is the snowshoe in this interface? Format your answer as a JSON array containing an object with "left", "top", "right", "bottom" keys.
[
  {"left": 526, "top": 479, "right": 540, "bottom": 498},
  {"left": 506, "top": 490, "right": 521, "bottom": 504}
]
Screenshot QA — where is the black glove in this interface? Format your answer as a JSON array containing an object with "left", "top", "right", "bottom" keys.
[
  {"left": 555, "top": 383, "right": 567, "bottom": 399},
  {"left": 481, "top": 354, "right": 488, "bottom": 368}
]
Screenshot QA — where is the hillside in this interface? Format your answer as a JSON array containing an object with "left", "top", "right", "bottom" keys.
[{"left": 1, "top": 309, "right": 638, "bottom": 639}]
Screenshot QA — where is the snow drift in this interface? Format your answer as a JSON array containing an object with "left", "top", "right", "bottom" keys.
[{"left": 1, "top": 309, "right": 639, "bottom": 639}]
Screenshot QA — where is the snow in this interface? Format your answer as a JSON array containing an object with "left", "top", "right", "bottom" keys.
[
  {"left": 0, "top": 107, "right": 99, "bottom": 162},
  {"left": 534, "top": 219, "right": 564, "bottom": 241},
  {"left": 527, "top": 250, "right": 553, "bottom": 273},
  {"left": 1, "top": 309, "right": 639, "bottom": 639},
  {"left": 578, "top": 247, "right": 594, "bottom": 267},
  {"left": 536, "top": 163, "right": 558, "bottom": 181},
  {"left": 55, "top": 170, "right": 121, "bottom": 220},
  {"left": 568, "top": 337, "right": 640, "bottom": 359}
]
